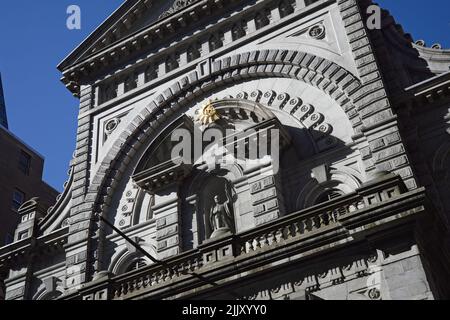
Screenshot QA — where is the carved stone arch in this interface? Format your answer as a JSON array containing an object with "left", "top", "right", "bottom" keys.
[
  {"left": 134, "top": 115, "right": 194, "bottom": 174},
  {"left": 209, "top": 98, "right": 277, "bottom": 122},
  {"left": 32, "top": 278, "right": 64, "bottom": 300},
  {"left": 220, "top": 90, "right": 342, "bottom": 154},
  {"left": 109, "top": 244, "right": 157, "bottom": 275},
  {"left": 432, "top": 142, "right": 450, "bottom": 175},
  {"left": 329, "top": 168, "right": 363, "bottom": 190},
  {"left": 296, "top": 169, "right": 361, "bottom": 210},
  {"left": 131, "top": 188, "right": 154, "bottom": 225},
  {"left": 90, "top": 49, "right": 363, "bottom": 222},
  {"left": 78, "top": 49, "right": 367, "bottom": 280},
  {"left": 34, "top": 288, "right": 64, "bottom": 301},
  {"left": 183, "top": 165, "right": 241, "bottom": 242}
]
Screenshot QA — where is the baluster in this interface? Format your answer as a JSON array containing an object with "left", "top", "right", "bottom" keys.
[
  {"left": 143, "top": 275, "right": 150, "bottom": 288},
  {"left": 135, "top": 277, "right": 141, "bottom": 290},
  {"left": 331, "top": 209, "right": 338, "bottom": 222},
  {"left": 191, "top": 259, "right": 197, "bottom": 271},
  {"left": 266, "top": 232, "right": 274, "bottom": 246},
  {"left": 249, "top": 238, "right": 256, "bottom": 251},
  {"left": 150, "top": 272, "right": 158, "bottom": 286},
  {"left": 327, "top": 211, "right": 335, "bottom": 224},
  {"left": 315, "top": 215, "right": 323, "bottom": 229},
  {"left": 289, "top": 224, "right": 295, "bottom": 238},
  {"left": 296, "top": 220, "right": 305, "bottom": 235},
  {"left": 179, "top": 262, "right": 186, "bottom": 275},
  {"left": 255, "top": 236, "right": 262, "bottom": 249},
  {"left": 187, "top": 259, "right": 193, "bottom": 272},
  {"left": 275, "top": 228, "right": 283, "bottom": 242},
  {"left": 194, "top": 258, "right": 200, "bottom": 270},
  {"left": 270, "top": 231, "right": 277, "bottom": 245},
  {"left": 130, "top": 279, "right": 137, "bottom": 293},
  {"left": 279, "top": 225, "right": 288, "bottom": 240},
  {"left": 116, "top": 285, "right": 123, "bottom": 298},
  {"left": 196, "top": 257, "right": 204, "bottom": 269},
  {"left": 321, "top": 212, "right": 329, "bottom": 226},
  {"left": 305, "top": 217, "right": 313, "bottom": 232},
  {"left": 263, "top": 233, "right": 270, "bottom": 247},
  {"left": 244, "top": 239, "right": 251, "bottom": 252},
  {"left": 281, "top": 225, "right": 289, "bottom": 240},
  {"left": 158, "top": 270, "right": 165, "bottom": 284},
  {"left": 173, "top": 266, "right": 180, "bottom": 278},
  {"left": 291, "top": 221, "right": 300, "bottom": 237},
  {"left": 177, "top": 262, "right": 183, "bottom": 274},
  {"left": 164, "top": 268, "right": 171, "bottom": 281}
]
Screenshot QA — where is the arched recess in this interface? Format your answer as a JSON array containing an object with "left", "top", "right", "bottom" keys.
[
  {"left": 128, "top": 99, "right": 290, "bottom": 248},
  {"left": 74, "top": 49, "right": 366, "bottom": 279},
  {"left": 181, "top": 162, "right": 243, "bottom": 246},
  {"left": 296, "top": 168, "right": 363, "bottom": 210},
  {"left": 32, "top": 280, "right": 64, "bottom": 301},
  {"left": 109, "top": 248, "right": 156, "bottom": 275}
]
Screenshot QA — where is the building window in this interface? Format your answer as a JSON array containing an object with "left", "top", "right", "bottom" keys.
[
  {"left": 315, "top": 189, "right": 344, "bottom": 205},
  {"left": 125, "top": 258, "right": 148, "bottom": 273},
  {"left": 12, "top": 189, "right": 25, "bottom": 211},
  {"left": 18, "top": 150, "right": 31, "bottom": 175},
  {"left": 315, "top": 189, "right": 347, "bottom": 218}
]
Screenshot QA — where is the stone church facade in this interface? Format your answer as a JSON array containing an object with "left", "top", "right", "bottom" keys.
[{"left": 1, "top": 0, "right": 450, "bottom": 300}]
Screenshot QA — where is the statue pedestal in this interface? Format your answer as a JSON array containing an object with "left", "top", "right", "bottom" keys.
[
  {"left": 199, "top": 234, "right": 236, "bottom": 265},
  {"left": 209, "top": 228, "right": 232, "bottom": 240}
]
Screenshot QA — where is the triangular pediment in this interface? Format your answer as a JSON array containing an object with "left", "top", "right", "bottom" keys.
[{"left": 58, "top": 0, "right": 198, "bottom": 71}]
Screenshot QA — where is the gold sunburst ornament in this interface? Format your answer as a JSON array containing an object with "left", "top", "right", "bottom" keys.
[{"left": 196, "top": 100, "right": 221, "bottom": 125}]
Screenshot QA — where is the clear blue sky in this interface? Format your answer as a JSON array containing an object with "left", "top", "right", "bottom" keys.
[{"left": 0, "top": 1, "right": 449, "bottom": 192}]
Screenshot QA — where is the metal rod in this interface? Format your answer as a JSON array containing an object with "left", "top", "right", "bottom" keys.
[
  {"left": 98, "top": 214, "right": 241, "bottom": 299},
  {"left": 98, "top": 215, "right": 160, "bottom": 264}
]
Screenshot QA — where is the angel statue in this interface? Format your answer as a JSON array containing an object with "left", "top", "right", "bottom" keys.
[{"left": 209, "top": 187, "right": 235, "bottom": 239}]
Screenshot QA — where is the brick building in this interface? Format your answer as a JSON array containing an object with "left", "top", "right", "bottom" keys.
[{"left": 0, "top": 74, "right": 58, "bottom": 246}]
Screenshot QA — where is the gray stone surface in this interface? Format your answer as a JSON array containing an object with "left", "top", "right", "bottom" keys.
[{"left": 1, "top": 0, "right": 450, "bottom": 300}]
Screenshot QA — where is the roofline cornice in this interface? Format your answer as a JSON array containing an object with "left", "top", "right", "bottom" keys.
[
  {"left": 58, "top": 0, "right": 255, "bottom": 95},
  {"left": 393, "top": 72, "right": 450, "bottom": 108},
  {"left": 57, "top": 0, "right": 141, "bottom": 71}
]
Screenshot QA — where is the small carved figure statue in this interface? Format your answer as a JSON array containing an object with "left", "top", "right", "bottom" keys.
[{"left": 209, "top": 189, "right": 234, "bottom": 238}]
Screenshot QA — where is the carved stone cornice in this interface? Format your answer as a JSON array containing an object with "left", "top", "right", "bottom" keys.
[
  {"left": 132, "top": 158, "right": 193, "bottom": 193},
  {"left": 221, "top": 117, "right": 293, "bottom": 152},
  {"left": 59, "top": 0, "right": 242, "bottom": 95},
  {"left": 397, "top": 71, "right": 450, "bottom": 108},
  {"left": 0, "top": 227, "right": 68, "bottom": 272}
]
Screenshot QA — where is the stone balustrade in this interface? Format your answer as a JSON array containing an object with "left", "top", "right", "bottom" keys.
[
  {"left": 112, "top": 250, "right": 204, "bottom": 299},
  {"left": 91, "top": 172, "right": 418, "bottom": 300}
]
